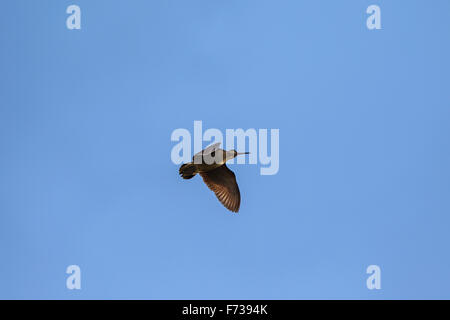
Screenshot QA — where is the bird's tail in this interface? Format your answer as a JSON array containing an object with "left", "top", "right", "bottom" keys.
[{"left": 179, "top": 162, "right": 198, "bottom": 179}]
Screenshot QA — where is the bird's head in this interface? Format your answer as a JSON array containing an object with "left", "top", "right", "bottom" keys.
[{"left": 226, "top": 150, "right": 250, "bottom": 162}]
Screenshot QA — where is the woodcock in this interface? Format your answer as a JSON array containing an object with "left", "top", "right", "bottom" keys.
[{"left": 179, "top": 143, "right": 249, "bottom": 212}]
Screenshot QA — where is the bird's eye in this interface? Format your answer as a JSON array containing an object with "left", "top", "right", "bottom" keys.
[{"left": 211, "top": 151, "right": 215, "bottom": 157}]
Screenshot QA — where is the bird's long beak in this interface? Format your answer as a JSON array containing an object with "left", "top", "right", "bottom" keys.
[{"left": 237, "top": 152, "right": 250, "bottom": 155}]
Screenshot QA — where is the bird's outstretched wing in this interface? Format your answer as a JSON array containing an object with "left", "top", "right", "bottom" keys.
[
  {"left": 193, "top": 142, "right": 221, "bottom": 163},
  {"left": 200, "top": 164, "right": 241, "bottom": 213}
]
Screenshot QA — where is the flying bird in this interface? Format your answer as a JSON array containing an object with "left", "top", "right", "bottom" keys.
[{"left": 179, "top": 143, "right": 249, "bottom": 213}]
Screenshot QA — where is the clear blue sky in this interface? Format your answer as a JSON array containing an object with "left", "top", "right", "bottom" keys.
[{"left": 1, "top": 0, "right": 450, "bottom": 299}]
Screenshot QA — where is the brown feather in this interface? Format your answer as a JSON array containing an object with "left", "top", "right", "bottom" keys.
[{"left": 200, "top": 164, "right": 241, "bottom": 213}]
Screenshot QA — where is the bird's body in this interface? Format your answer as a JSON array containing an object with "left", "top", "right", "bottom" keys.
[{"left": 179, "top": 143, "right": 248, "bottom": 213}]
